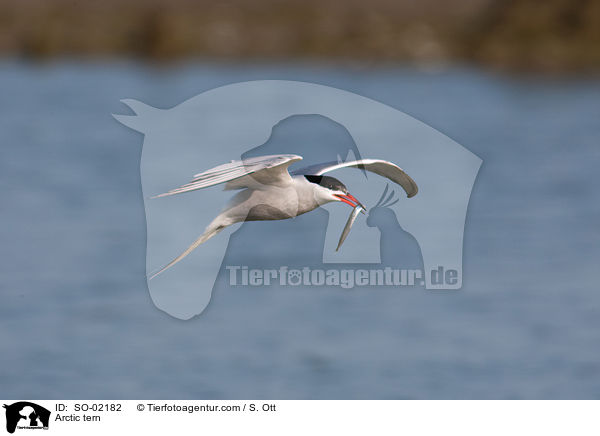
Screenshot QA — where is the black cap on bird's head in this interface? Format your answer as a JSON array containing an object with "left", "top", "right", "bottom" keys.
[
  {"left": 304, "top": 175, "right": 366, "bottom": 211},
  {"left": 304, "top": 175, "right": 348, "bottom": 193}
]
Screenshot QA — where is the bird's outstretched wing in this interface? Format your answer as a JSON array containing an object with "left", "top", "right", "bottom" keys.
[
  {"left": 293, "top": 159, "right": 418, "bottom": 198},
  {"left": 153, "top": 154, "right": 303, "bottom": 198}
]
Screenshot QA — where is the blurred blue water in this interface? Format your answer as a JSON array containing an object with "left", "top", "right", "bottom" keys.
[{"left": 1, "top": 60, "right": 599, "bottom": 399}]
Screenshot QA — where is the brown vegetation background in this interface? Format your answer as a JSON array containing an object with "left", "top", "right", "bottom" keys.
[{"left": 1, "top": 0, "right": 599, "bottom": 72}]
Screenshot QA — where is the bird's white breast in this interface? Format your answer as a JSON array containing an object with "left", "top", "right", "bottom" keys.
[{"left": 223, "top": 175, "right": 326, "bottom": 223}]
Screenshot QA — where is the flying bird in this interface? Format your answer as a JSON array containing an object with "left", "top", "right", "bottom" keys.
[{"left": 149, "top": 154, "right": 417, "bottom": 279}]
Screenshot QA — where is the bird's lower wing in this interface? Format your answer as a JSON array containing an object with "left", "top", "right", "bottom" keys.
[
  {"left": 152, "top": 154, "right": 303, "bottom": 198},
  {"left": 293, "top": 159, "right": 418, "bottom": 198}
]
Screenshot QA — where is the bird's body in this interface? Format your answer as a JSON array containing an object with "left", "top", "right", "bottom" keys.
[
  {"left": 149, "top": 154, "right": 417, "bottom": 279},
  {"left": 224, "top": 175, "right": 324, "bottom": 222}
]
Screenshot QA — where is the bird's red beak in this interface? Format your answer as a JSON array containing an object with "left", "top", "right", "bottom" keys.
[{"left": 334, "top": 193, "right": 366, "bottom": 211}]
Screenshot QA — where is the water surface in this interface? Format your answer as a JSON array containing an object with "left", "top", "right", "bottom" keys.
[{"left": 1, "top": 61, "right": 599, "bottom": 398}]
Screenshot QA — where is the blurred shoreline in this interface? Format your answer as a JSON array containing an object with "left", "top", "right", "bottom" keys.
[{"left": 1, "top": 0, "right": 599, "bottom": 74}]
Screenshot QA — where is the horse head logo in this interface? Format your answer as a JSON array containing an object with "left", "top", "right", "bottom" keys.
[{"left": 114, "top": 80, "right": 481, "bottom": 319}]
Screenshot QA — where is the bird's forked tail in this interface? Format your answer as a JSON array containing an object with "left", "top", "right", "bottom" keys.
[{"left": 148, "top": 223, "right": 226, "bottom": 280}]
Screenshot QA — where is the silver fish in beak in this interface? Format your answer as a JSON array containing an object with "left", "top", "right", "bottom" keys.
[{"left": 336, "top": 205, "right": 365, "bottom": 251}]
